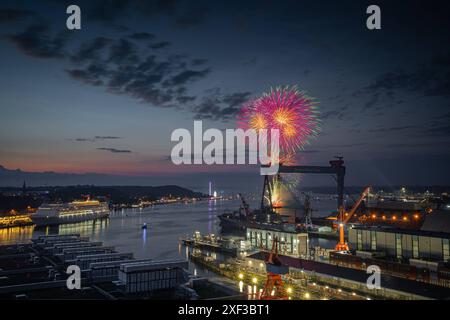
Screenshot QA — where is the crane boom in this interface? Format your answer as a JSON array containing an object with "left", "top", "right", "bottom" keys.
[{"left": 343, "top": 186, "right": 371, "bottom": 224}]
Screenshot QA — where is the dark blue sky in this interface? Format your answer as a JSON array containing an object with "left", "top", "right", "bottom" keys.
[{"left": 0, "top": 0, "right": 449, "bottom": 188}]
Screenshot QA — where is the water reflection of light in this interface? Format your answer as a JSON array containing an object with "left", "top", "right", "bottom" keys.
[
  {"left": 207, "top": 199, "right": 213, "bottom": 234},
  {"left": 0, "top": 225, "right": 34, "bottom": 244},
  {"left": 142, "top": 228, "right": 147, "bottom": 245},
  {"left": 238, "top": 281, "right": 244, "bottom": 293}
]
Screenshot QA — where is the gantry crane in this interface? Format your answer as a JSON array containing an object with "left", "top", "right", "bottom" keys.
[
  {"left": 261, "top": 157, "right": 346, "bottom": 209},
  {"left": 335, "top": 186, "right": 371, "bottom": 251},
  {"left": 260, "top": 236, "right": 288, "bottom": 300}
]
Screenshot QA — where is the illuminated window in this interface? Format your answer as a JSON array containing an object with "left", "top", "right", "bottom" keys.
[
  {"left": 412, "top": 235, "right": 419, "bottom": 259},
  {"left": 396, "top": 234, "right": 402, "bottom": 259},
  {"left": 357, "top": 230, "right": 362, "bottom": 251},
  {"left": 371, "top": 232, "right": 377, "bottom": 251},
  {"left": 443, "top": 239, "right": 449, "bottom": 261}
]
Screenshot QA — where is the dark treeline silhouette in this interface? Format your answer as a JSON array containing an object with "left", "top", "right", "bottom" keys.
[{"left": 0, "top": 185, "right": 207, "bottom": 213}]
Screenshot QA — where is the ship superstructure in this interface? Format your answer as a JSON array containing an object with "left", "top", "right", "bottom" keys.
[{"left": 32, "top": 199, "right": 109, "bottom": 226}]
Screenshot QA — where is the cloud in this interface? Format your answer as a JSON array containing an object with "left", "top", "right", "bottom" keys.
[
  {"left": 165, "top": 68, "right": 211, "bottom": 86},
  {"left": 149, "top": 41, "right": 171, "bottom": 49},
  {"left": 321, "top": 105, "right": 350, "bottom": 120},
  {"left": 2, "top": 4, "right": 248, "bottom": 122},
  {"left": 362, "top": 92, "right": 380, "bottom": 111},
  {"left": 336, "top": 143, "right": 367, "bottom": 148},
  {"left": 0, "top": 8, "right": 35, "bottom": 23},
  {"left": 87, "top": 0, "right": 132, "bottom": 22},
  {"left": 108, "top": 39, "right": 139, "bottom": 64},
  {"left": 69, "top": 136, "right": 123, "bottom": 142},
  {"left": 128, "top": 32, "right": 155, "bottom": 41},
  {"left": 73, "top": 138, "right": 95, "bottom": 142},
  {"left": 243, "top": 57, "right": 257, "bottom": 66},
  {"left": 64, "top": 36, "right": 211, "bottom": 109},
  {"left": 95, "top": 136, "right": 122, "bottom": 140},
  {"left": 173, "top": 1, "right": 209, "bottom": 27},
  {"left": 97, "top": 147, "right": 132, "bottom": 153},
  {"left": 70, "top": 37, "right": 113, "bottom": 63},
  {"left": 66, "top": 68, "right": 104, "bottom": 86},
  {"left": 339, "top": 52, "right": 450, "bottom": 120},
  {"left": 423, "top": 121, "right": 450, "bottom": 137},
  {"left": 368, "top": 126, "right": 419, "bottom": 133},
  {"left": 5, "top": 22, "right": 69, "bottom": 59},
  {"left": 191, "top": 58, "right": 208, "bottom": 66},
  {"left": 365, "top": 52, "right": 450, "bottom": 98},
  {"left": 86, "top": 0, "right": 209, "bottom": 27},
  {"left": 297, "top": 150, "right": 321, "bottom": 153},
  {"left": 193, "top": 90, "right": 252, "bottom": 121}
]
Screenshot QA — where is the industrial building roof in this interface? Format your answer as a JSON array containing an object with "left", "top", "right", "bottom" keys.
[{"left": 421, "top": 209, "right": 450, "bottom": 233}]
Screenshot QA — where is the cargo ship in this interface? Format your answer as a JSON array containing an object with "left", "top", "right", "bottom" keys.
[{"left": 32, "top": 199, "right": 110, "bottom": 226}]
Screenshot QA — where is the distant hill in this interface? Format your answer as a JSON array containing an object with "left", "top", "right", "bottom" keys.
[
  {"left": 0, "top": 185, "right": 207, "bottom": 211},
  {"left": 0, "top": 164, "right": 163, "bottom": 187}
]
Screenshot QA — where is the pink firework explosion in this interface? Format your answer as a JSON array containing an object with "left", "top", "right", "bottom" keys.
[{"left": 238, "top": 85, "right": 320, "bottom": 155}]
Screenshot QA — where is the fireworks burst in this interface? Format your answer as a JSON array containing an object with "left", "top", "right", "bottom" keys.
[
  {"left": 238, "top": 85, "right": 320, "bottom": 209},
  {"left": 264, "top": 174, "right": 301, "bottom": 208},
  {"left": 258, "top": 86, "right": 320, "bottom": 154},
  {"left": 238, "top": 85, "right": 320, "bottom": 157}
]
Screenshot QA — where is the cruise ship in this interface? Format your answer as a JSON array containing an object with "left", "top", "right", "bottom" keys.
[{"left": 32, "top": 199, "right": 110, "bottom": 226}]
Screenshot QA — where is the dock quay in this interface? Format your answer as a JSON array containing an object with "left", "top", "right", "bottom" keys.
[
  {"left": 181, "top": 238, "right": 238, "bottom": 256},
  {"left": 0, "top": 234, "right": 200, "bottom": 299},
  {"left": 180, "top": 232, "right": 240, "bottom": 256},
  {"left": 187, "top": 248, "right": 450, "bottom": 300},
  {"left": 0, "top": 234, "right": 247, "bottom": 299}
]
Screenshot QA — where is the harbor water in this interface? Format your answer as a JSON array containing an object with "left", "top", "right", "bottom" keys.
[{"left": 0, "top": 197, "right": 338, "bottom": 271}]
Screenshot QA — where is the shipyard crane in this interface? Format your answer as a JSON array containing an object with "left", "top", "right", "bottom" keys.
[
  {"left": 261, "top": 157, "right": 346, "bottom": 209},
  {"left": 335, "top": 186, "right": 371, "bottom": 251},
  {"left": 260, "top": 236, "right": 289, "bottom": 300},
  {"left": 238, "top": 193, "right": 251, "bottom": 218},
  {"left": 301, "top": 193, "right": 314, "bottom": 229}
]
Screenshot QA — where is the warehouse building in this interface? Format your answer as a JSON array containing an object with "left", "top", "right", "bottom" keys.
[
  {"left": 348, "top": 226, "right": 450, "bottom": 262},
  {"left": 117, "top": 259, "right": 189, "bottom": 294},
  {"left": 246, "top": 227, "right": 308, "bottom": 258}
]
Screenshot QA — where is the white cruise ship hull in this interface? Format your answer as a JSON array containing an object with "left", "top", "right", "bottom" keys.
[{"left": 32, "top": 210, "right": 110, "bottom": 226}]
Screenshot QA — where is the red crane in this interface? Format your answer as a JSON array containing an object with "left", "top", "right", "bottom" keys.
[
  {"left": 260, "top": 236, "right": 288, "bottom": 300},
  {"left": 335, "top": 186, "right": 371, "bottom": 251}
]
